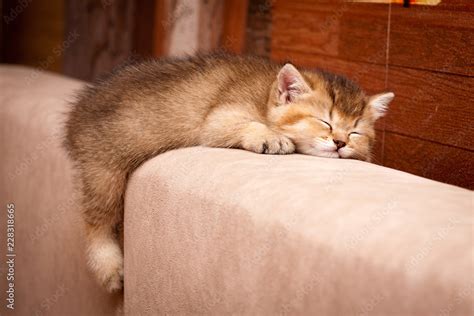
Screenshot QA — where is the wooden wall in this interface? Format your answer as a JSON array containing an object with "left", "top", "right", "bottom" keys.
[
  {"left": 2, "top": 0, "right": 65, "bottom": 72},
  {"left": 1, "top": 0, "right": 250, "bottom": 80},
  {"left": 245, "top": 0, "right": 272, "bottom": 58},
  {"left": 153, "top": 0, "right": 248, "bottom": 57},
  {"left": 2, "top": 0, "right": 472, "bottom": 189},
  {"left": 63, "top": 0, "right": 135, "bottom": 80},
  {"left": 271, "top": 0, "right": 474, "bottom": 189}
]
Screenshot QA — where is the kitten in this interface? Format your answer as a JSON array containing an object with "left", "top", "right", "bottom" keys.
[{"left": 64, "top": 53, "right": 394, "bottom": 292}]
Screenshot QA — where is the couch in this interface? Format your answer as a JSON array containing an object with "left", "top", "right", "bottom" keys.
[{"left": 0, "top": 65, "right": 472, "bottom": 315}]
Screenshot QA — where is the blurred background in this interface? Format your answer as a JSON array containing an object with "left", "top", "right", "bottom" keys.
[{"left": 1, "top": 0, "right": 473, "bottom": 189}]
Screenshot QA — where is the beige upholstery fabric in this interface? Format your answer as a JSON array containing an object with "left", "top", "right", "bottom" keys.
[
  {"left": 125, "top": 148, "right": 473, "bottom": 315},
  {"left": 1, "top": 65, "right": 473, "bottom": 315},
  {"left": 0, "top": 66, "right": 120, "bottom": 316}
]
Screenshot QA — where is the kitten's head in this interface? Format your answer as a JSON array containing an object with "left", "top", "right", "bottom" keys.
[{"left": 268, "top": 63, "right": 394, "bottom": 161}]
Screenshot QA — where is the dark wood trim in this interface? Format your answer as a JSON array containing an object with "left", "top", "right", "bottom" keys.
[
  {"left": 133, "top": 0, "right": 157, "bottom": 57},
  {"left": 152, "top": 0, "right": 172, "bottom": 57},
  {"left": 221, "top": 0, "right": 249, "bottom": 53}
]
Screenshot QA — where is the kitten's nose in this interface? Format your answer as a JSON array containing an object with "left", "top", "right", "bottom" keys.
[{"left": 333, "top": 139, "right": 346, "bottom": 149}]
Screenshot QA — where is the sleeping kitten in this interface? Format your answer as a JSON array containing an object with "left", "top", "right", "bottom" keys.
[{"left": 64, "top": 54, "right": 394, "bottom": 292}]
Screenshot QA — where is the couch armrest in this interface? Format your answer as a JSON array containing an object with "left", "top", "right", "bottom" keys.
[{"left": 125, "top": 147, "right": 473, "bottom": 315}]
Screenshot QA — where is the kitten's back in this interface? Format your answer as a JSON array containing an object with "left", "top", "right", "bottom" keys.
[{"left": 64, "top": 54, "right": 278, "bottom": 167}]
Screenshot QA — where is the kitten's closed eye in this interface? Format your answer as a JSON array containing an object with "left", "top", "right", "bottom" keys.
[
  {"left": 349, "top": 132, "right": 362, "bottom": 136},
  {"left": 318, "top": 119, "right": 332, "bottom": 131}
]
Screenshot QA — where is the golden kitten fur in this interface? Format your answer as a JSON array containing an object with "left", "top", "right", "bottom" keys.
[{"left": 64, "top": 53, "right": 394, "bottom": 292}]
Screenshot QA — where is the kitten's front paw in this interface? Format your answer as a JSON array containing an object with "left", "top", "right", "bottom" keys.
[{"left": 242, "top": 124, "right": 295, "bottom": 154}]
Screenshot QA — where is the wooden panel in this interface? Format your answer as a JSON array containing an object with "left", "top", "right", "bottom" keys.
[
  {"left": 64, "top": 0, "right": 135, "bottom": 81},
  {"left": 383, "top": 132, "right": 474, "bottom": 189},
  {"left": 199, "top": 0, "right": 225, "bottom": 52},
  {"left": 153, "top": 0, "right": 244, "bottom": 57},
  {"left": 153, "top": 0, "right": 172, "bottom": 56},
  {"left": 1, "top": 1, "right": 4, "bottom": 61},
  {"left": 3, "top": 0, "right": 64, "bottom": 72},
  {"left": 221, "top": 0, "right": 249, "bottom": 53},
  {"left": 133, "top": 1, "right": 157, "bottom": 57},
  {"left": 390, "top": 2, "right": 474, "bottom": 76},
  {"left": 244, "top": 0, "right": 272, "bottom": 58},
  {"left": 272, "top": 1, "right": 389, "bottom": 66},
  {"left": 386, "top": 66, "right": 474, "bottom": 149}
]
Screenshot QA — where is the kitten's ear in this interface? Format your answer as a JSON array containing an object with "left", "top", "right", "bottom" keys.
[
  {"left": 368, "top": 92, "right": 394, "bottom": 119},
  {"left": 277, "top": 63, "right": 311, "bottom": 105}
]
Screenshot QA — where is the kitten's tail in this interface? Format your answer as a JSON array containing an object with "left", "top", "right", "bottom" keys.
[{"left": 79, "top": 165, "right": 128, "bottom": 292}]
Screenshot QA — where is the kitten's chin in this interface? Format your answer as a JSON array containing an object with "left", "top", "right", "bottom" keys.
[
  {"left": 338, "top": 147, "right": 369, "bottom": 161},
  {"left": 298, "top": 147, "right": 340, "bottom": 159},
  {"left": 315, "top": 151, "right": 340, "bottom": 159},
  {"left": 298, "top": 146, "right": 366, "bottom": 160},
  {"left": 338, "top": 148, "right": 353, "bottom": 159}
]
